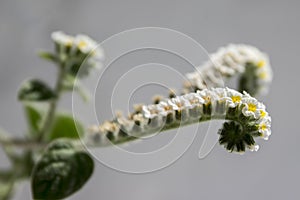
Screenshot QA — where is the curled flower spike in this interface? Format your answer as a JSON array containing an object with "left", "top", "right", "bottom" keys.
[
  {"left": 87, "top": 87, "right": 271, "bottom": 153},
  {"left": 185, "top": 44, "right": 272, "bottom": 96},
  {"left": 51, "top": 31, "right": 104, "bottom": 76}
]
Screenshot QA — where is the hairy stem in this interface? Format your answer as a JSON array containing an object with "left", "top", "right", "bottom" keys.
[
  {"left": 36, "top": 65, "right": 66, "bottom": 142},
  {"left": 87, "top": 113, "right": 239, "bottom": 148},
  {"left": 0, "top": 138, "right": 47, "bottom": 149}
]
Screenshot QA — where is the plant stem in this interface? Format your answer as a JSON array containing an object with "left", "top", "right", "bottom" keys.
[
  {"left": 0, "top": 138, "right": 47, "bottom": 149},
  {"left": 37, "top": 65, "right": 66, "bottom": 142}
]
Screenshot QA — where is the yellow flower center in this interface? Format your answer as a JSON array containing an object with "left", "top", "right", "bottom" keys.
[
  {"left": 203, "top": 96, "right": 211, "bottom": 102},
  {"left": 248, "top": 103, "right": 257, "bottom": 112},
  {"left": 259, "top": 72, "right": 268, "bottom": 79},
  {"left": 78, "top": 40, "right": 87, "bottom": 48},
  {"left": 164, "top": 105, "right": 172, "bottom": 111},
  {"left": 260, "top": 123, "right": 267, "bottom": 131},
  {"left": 176, "top": 102, "right": 183, "bottom": 107},
  {"left": 260, "top": 110, "right": 266, "bottom": 118},
  {"left": 231, "top": 95, "right": 241, "bottom": 103},
  {"left": 257, "top": 60, "right": 266, "bottom": 68}
]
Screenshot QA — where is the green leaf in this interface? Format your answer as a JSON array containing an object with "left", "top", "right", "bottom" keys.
[
  {"left": 31, "top": 140, "right": 94, "bottom": 200},
  {"left": 48, "top": 113, "right": 84, "bottom": 140},
  {"left": 0, "top": 181, "right": 15, "bottom": 200},
  {"left": 18, "top": 79, "right": 56, "bottom": 101},
  {"left": 38, "top": 51, "right": 57, "bottom": 63},
  {"left": 0, "top": 170, "right": 16, "bottom": 200},
  {"left": 23, "top": 103, "right": 47, "bottom": 136}
]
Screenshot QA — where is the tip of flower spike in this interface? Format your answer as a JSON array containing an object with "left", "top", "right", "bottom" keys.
[{"left": 218, "top": 121, "right": 259, "bottom": 153}]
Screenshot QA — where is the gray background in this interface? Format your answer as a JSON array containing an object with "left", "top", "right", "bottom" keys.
[{"left": 0, "top": 0, "right": 298, "bottom": 199}]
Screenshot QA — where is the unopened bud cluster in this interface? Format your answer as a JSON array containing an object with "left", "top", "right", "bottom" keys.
[{"left": 88, "top": 87, "right": 271, "bottom": 153}]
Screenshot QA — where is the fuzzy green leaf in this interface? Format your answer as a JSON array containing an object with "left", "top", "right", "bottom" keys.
[
  {"left": 18, "top": 79, "right": 56, "bottom": 101},
  {"left": 48, "top": 113, "right": 84, "bottom": 140},
  {"left": 31, "top": 140, "right": 94, "bottom": 200}
]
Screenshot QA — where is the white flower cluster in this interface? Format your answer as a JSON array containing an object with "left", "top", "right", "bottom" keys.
[
  {"left": 185, "top": 44, "right": 272, "bottom": 95},
  {"left": 51, "top": 31, "right": 104, "bottom": 68},
  {"left": 88, "top": 87, "right": 271, "bottom": 152}
]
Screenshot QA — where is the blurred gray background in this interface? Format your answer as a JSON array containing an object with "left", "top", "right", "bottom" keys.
[{"left": 0, "top": 0, "right": 299, "bottom": 199}]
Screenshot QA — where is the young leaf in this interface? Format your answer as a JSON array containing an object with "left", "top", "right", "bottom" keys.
[
  {"left": 48, "top": 113, "right": 84, "bottom": 140},
  {"left": 31, "top": 140, "right": 94, "bottom": 200},
  {"left": 38, "top": 51, "right": 57, "bottom": 63},
  {"left": 18, "top": 79, "right": 56, "bottom": 101}
]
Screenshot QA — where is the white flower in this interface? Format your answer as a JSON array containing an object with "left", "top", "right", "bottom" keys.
[
  {"left": 197, "top": 89, "right": 216, "bottom": 105},
  {"left": 51, "top": 31, "right": 74, "bottom": 47},
  {"left": 157, "top": 101, "right": 173, "bottom": 116},
  {"left": 258, "top": 108, "right": 269, "bottom": 120},
  {"left": 241, "top": 96, "right": 263, "bottom": 119},
  {"left": 211, "top": 88, "right": 228, "bottom": 99},
  {"left": 74, "top": 34, "right": 105, "bottom": 60},
  {"left": 258, "top": 116, "right": 271, "bottom": 140},
  {"left": 225, "top": 87, "right": 243, "bottom": 108},
  {"left": 183, "top": 93, "right": 205, "bottom": 107},
  {"left": 74, "top": 34, "right": 97, "bottom": 53},
  {"left": 168, "top": 96, "right": 191, "bottom": 110},
  {"left": 256, "top": 66, "right": 272, "bottom": 83},
  {"left": 142, "top": 104, "right": 160, "bottom": 119}
]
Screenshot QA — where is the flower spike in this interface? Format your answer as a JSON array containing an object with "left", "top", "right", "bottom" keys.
[{"left": 88, "top": 87, "right": 271, "bottom": 153}]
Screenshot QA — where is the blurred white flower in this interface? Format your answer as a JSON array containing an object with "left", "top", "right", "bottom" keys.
[
  {"left": 142, "top": 104, "right": 160, "bottom": 119},
  {"left": 185, "top": 44, "right": 273, "bottom": 96},
  {"left": 74, "top": 34, "right": 105, "bottom": 60},
  {"left": 51, "top": 31, "right": 74, "bottom": 47},
  {"left": 168, "top": 96, "right": 191, "bottom": 110}
]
